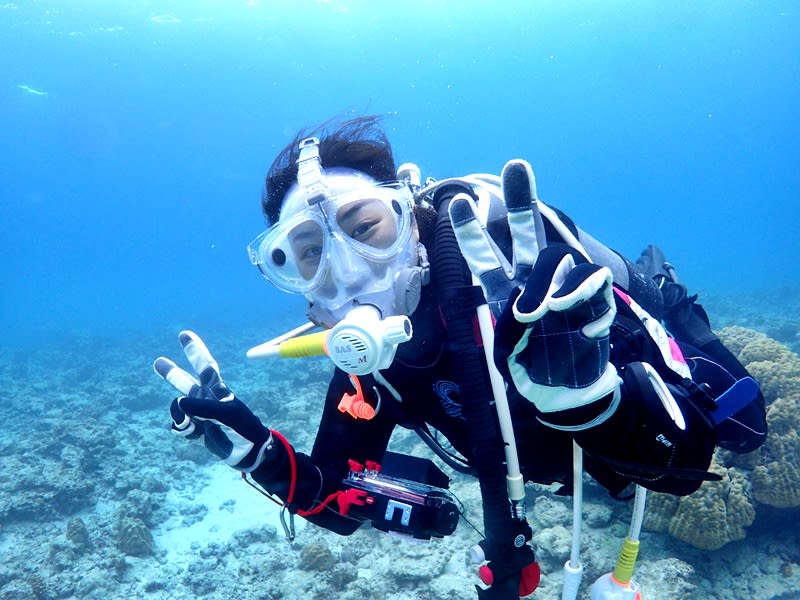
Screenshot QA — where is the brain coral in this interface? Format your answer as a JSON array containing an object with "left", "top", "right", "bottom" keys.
[
  {"left": 644, "top": 457, "right": 755, "bottom": 550},
  {"left": 718, "top": 326, "right": 800, "bottom": 508},
  {"left": 719, "top": 326, "right": 800, "bottom": 404},
  {"left": 749, "top": 393, "right": 800, "bottom": 507}
]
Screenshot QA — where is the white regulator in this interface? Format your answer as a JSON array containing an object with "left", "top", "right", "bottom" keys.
[{"left": 324, "top": 306, "right": 413, "bottom": 374}]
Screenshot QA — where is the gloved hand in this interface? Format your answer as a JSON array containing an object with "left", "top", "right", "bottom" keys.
[
  {"left": 450, "top": 158, "right": 619, "bottom": 418},
  {"left": 494, "top": 246, "right": 620, "bottom": 416},
  {"left": 448, "top": 159, "right": 544, "bottom": 318},
  {"left": 153, "top": 330, "right": 274, "bottom": 472}
]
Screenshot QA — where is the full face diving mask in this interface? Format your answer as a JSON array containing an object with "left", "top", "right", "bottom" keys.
[{"left": 248, "top": 137, "right": 424, "bottom": 327}]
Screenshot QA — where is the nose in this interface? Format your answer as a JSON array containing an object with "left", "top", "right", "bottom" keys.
[{"left": 327, "top": 241, "right": 365, "bottom": 289}]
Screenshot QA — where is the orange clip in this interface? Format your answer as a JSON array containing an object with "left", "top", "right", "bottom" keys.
[{"left": 338, "top": 375, "right": 376, "bottom": 420}]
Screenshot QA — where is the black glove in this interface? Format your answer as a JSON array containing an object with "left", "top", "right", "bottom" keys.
[
  {"left": 154, "top": 330, "right": 273, "bottom": 472},
  {"left": 494, "top": 246, "right": 620, "bottom": 422}
]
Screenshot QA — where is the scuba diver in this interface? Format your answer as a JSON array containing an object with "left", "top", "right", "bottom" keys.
[{"left": 154, "top": 115, "right": 767, "bottom": 599}]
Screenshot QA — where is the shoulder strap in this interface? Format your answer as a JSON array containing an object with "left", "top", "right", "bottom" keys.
[{"left": 613, "top": 286, "right": 691, "bottom": 380}]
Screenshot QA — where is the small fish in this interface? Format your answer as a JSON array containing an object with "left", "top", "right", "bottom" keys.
[
  {"left": 151, "top": 13, "right": 180, "bottom": 23},
  {"left": 18, "top": 84, "right": 48, "bottom": 96}
]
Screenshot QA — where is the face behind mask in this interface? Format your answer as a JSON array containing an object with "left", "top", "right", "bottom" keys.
[{"left": 248, "top": 137, "right": 425, "bottom": 327}]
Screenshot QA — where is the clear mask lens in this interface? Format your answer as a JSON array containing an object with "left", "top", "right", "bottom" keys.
[{"left": 248, "top": 183, "right": 413, "bottom": 296}]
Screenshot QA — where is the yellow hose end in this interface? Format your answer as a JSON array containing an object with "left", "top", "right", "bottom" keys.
[
  {"left": 279, "top": 331, "right": 328, "bottom": 358},
  {"left": 612, "top": 537, "right": 640, "bottom": 585}
]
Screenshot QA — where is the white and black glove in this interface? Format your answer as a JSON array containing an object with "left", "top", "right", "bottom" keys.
[
  {"left": 153, "top": 331, "right": 273, "bottom": 472},
  {"left": 448, "top": 159, "right": 542, "bottom": 319},
  {"left": 450, "top": 159, "right": 619, "bottom": 422},
  {"left": 452, "top": 161, "right": 719, "bottom": 494},
  {"left": 495, "top": 246, "right": 619, "bottom": 420}
]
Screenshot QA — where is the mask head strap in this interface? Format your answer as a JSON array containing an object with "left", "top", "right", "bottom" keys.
[{"left": 296, "top": 137, "right": 328, "bottom": 207}]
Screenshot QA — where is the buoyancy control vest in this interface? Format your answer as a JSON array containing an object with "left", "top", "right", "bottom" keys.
[{"left": 414, "top": 173, "right": 752, "bottom": 498}]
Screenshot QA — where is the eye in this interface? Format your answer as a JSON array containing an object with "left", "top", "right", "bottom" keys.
[
  {"left": 350, "top": 219, "right": 377, "bottom": 241},
  {"left": 300, "top": 244, "right": 323, "bottom": 260},
  {"left": 337, "top": 198, "right": 396, "bottom": 249}
]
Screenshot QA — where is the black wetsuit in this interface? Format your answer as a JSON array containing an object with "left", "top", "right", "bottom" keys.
[
  {"left": 252, "top": 257, "right": 576, "bottom": 534},
  {"left": 250, "top": 197, "right": 767, "bottom": 535}
]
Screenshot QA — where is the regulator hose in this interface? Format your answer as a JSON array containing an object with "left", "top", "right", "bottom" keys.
[{"left": 433, "top": 195, "right": 531, "bottom": 599}]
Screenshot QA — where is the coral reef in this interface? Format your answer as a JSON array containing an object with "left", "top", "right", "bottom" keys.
[
  {"left": 116, "top": 517, "right": 154, "bottom": 556},
  {"left": 298, "top": 541, "right": 336, "bottom": 571},
  {"left": 645, "top": 457, "right": 755, "bottom": 550},
  {"left": 719, "top": 326, "right": 800, "bottom": 509},
  {"left": 750, "top": 394, "right": 800, "bottom": 507}
]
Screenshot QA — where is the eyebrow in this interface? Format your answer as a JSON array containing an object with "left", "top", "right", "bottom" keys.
[
  {"left": 338, "top": 199, "right": 377, "bottom": 224},
  {"left": 290, "top": 229, "right": 323, "bottom": 246}
]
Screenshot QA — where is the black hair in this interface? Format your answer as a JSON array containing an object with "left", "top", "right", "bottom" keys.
[{"left": 262, "top": 115, "right": 397, "bottom": 226}]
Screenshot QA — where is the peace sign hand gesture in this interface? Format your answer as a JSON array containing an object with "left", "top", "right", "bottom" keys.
[
  {"left": 448, "top": 159, "right": 545, "bottom": 318},
  {"left": 153, "top": 330, "right": 274, "bottom": 472}
]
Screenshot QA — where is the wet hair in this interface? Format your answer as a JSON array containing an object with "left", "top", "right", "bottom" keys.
[{"left": 262, "top": 115, "right": 397, "bottom": 226}]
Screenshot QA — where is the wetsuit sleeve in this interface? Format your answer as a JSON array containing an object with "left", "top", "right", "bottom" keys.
[
  {"left": 547, "top": 206, "right": 665, "bottom": 319},
  {"left": 249, "top": 368, "right": 396, "bottom": 535}
]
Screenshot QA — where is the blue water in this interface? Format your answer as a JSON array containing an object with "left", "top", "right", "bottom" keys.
[{"left": 2, "top": 1, "right": 798, "bottom": 347}]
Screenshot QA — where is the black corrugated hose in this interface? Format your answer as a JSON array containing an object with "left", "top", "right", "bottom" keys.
[{"left": 433, "top": 198, "right": 535, "bottom": 599}]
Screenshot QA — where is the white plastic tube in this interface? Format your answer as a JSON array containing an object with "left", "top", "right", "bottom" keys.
[
  {"left": 474, "top": 277, "right": 526, "bottom": 509},
  {"left": 561, "top": 440, "right": 585, "bottom": 600},
  {"left": 628, "top": 485, "right": 647, "bottom": 543}
]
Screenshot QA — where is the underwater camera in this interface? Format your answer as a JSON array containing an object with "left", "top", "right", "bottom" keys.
[{"left": 338, "top": 452, "right": 460, "bottom": 539}]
